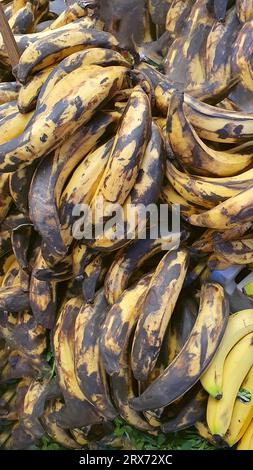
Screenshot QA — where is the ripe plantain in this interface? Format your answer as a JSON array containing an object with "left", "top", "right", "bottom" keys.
[
  {"left": 161, "top": 181, "right": 205, "bottom": 220},
  {"left": 100, "top": 274, "right": 152, "bottom": 376},
  {"left": 201, "top": 309, "right": 253, "bottom": 398},
  {"left": 0, "top": 173, "right": 12, "bottom": 221},
  {"left": 213, "top": 236, "right": 253, "bottom": 265},
  {"left": 0, "top": 110, "right": 34, "bottom": 145},
  {"left": 232, "top": 20, "right": 253, "bottom": 92},
  {"left": 0, "top": 66, "right": 126, "bottom": 173},
  {"left": 17, "top": 66, "right": 54, "bottom": 113},
  {"left": 104, "top": 238, "right": 166, "bottom": 305},
  {"left": 131, "top": 249, "right": 189, "bottom": 382},
  {"left": 167, "top": 92, "right": 253, "bottom": 177},
  {"left": 74, "top": 288, "right": 117, "bottom": 419},
  {"left": 206, "top": 333, "right": 253, "bottom": 437},
  {"left": 8, "top": 2, "right": 35, "bottom": 34},
  {"left": 82, "top": 255, "right": 104, "bottom": 303},
  {"left": 9, "top": 162, "right": 37, "bottom": 214},
  {"left": 0, "top": 101, "right": 18, "bottom": 120},
  {"left": 236, "top": 0, "right": 253, "bottom": 22},
  {"left": 15, "top": 21, "right": 118, "bottom": 83},
  {"left": 166, "top": 160, "right": 253, "bottom": 209},
  {"left": 41, "top": 399, "right": 79, "bottom": 449},
  {"left": 91, "top": 86, "right": 151, "bottom": 219},
  {"left": 130, "top": 283, "right": 229, "bottom": 411},
  {"left": 0, "top": 83, "right": 20, "bottom": 105},
  {"left": 189, "top": 184, "right": 253, "bottom": 229}
]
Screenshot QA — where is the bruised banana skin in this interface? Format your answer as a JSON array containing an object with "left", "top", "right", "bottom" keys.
[
  {"left": 191, "top": 223, "right": 252, "bottom": 254},
  {"left": 166, "top": 0, "right": 193, "bottom": 37},
  {"left": 91, "top": 86, "right": 151, "bottom": 216},
  {"left": 59, "top": 138, "right": 114, "bottom": 250},
  {"left": 166, "top": 160, "right": 253, "bottom": 209},
  {"left": 167, "top": 92, "right": 253, "bottom": 177},
  {"left": 100, "top": 274, "right": 152, "bottom": 377},
  {"left": 15, "top": 23, "right": 119, "bottom": 83},
  {"left": 201, "top": 309, "right": 253, "bottom": 398},
  {"left": 0, "top": 110, "right": 34, "bottom": 145},
  {"left": 88, "top": 121, "right": 164, "bottom": 251},
  {"left": 37, "top": 48, "right": 131, "bottom": 108},
  {"left": 41, "top": 399, "right": 79, "bottom": 449},
  {"left": 207, "top": 333, "right": 253, "bottom": 437},
  {"left": 0, "top": 173, "right": 12, "bottom": 220},
  {"left": 74, "top": 289, "right": 117, "bottom": 419},
  {"left": 0, "top": 83, "right": 20, "bottom": 105},
  {"left": 130, "top": 283, "right": 229, "bottom": 411},
  {"left": 9, "top": 162, "right": 37, "bottom": 214},
  {"left": 131, "top": 249, "right": 189, "bottom": 382},
  {"left": 33, "top": 252, "right": 73, "bottom": 282},
  {"left": 45, "top": 1, "right": 88, "bottom": 30},
  {"left": 104, "top": 238, "right": 166, "bottom": 305},
  {"left": 207, "top": 0, "right": 232, "bottom": 21},
  {"left": 189, "top": 184, "right": 253, "bottom": 229},
  {"left": 161, "top": 385, "right": 208, "bottom": 433},
  {"left": 0, "top": 287, "right": 30, "bottom": 313},
  {"left": 110, "top": 349, "right": 155, "bottom": 433},
  {"left": 29, "top": 113, "right": 119, "bottom": 266},
  {"left": 232, "top": 20, "right": 253, "bottom": 92},
  {"left": 236, "top": 0, "right": 253, "bottom": 23},
  {"left": 72, "top": 242, "right": 97, "bottom": 280},
  {"left": 18, "top": 66, "right": 54, "bottom": 113},
  {"left": 213, "top": 237, "right": 253, "bottom": 265},
  {"left": 53, "top": 297, "right": 103, "bottom": 428},
  {"left": 0, "top": 66, "right": 126, "bottom": 174},
  {"left": 11, "top": 224, "right": 32, "bottom": 271}
]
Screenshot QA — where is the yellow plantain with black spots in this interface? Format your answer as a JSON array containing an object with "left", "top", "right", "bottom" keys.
[
  {"left": 74, "top": 288, "right": 117, "bottom": 419},
  {"left": 213, "top": 236, "right": 253, "bottom": 265},
  {"left": 0, "top": 173, "right": 12, "bottom": 220},
  {"left": 53, "top": 297, "right": 103, "bottom": 428},
  {"left": 130, "top": 283, "right": 229, "bottom": 411},
  {"left": 15, "top": 21, "right": 118, "bottom": 83},
  {"left": 81, "top": 254, "right": 104, "bottom": 304},
  {"left": 131, "top": 249, "right": 189, "bottom": 382},
  {"left": 161, "top": 181, "right": 205, "bottom": 220},
  {"left": 0, "top": 110, "right": 34, "bottom": 145},
  {"left": 236, "top": 0, "right": 253, "bottom": 22},
  {"left": 167, "top": 92, "right": 253, "bottom": 176},
  {"left": 8, "top": 2, "right": 35, "bottom": 34},
  {"left": 91, "top": 86, "right": 151, "bottom": 217},
  {"left": 17, "top": 66, "right": 54, "bottom": 113},
  {"left": 88, "top": 121, "right": 164, "bottom": 251},
  {"left": 100, "top": 274, "right": 152, "bottom": 376},
  {"left": 0, "top": 65, "right": 126, "bottom": 173},
  {"left": 0, "top": 83, "right": 20, "bottom": 105},
  {"left": 104, "top": 238, "right": 166, "bottom": 305},
  {"left": 189, "top": 184, "right": 253, "bottom": 229},
  {"left": 166, "top": 160, "right": 253, "bottom": 209},
  {"left": 29, "top": 110, "right": 120, "bottom": 262},
  {"left": 41, "top": 399, "right": 79, "bottom": 449},
  {"left": 0, "top": 101, "right": 18, "bottom": 120},
  {"left": 232, "top": 20, "right": 253, "bottom": 92}
]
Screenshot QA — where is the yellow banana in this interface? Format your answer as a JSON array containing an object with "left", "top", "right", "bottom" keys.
[
  {"left": 226, "top": 365, "right": 253, "bottom": 446},
  {"left": 17, "top": 66, "right": 54, "bottom": 113},
  {"left": 237, "top": 419, "right": 253, "bottom": 450},
  {"left": 207, "top": 333, "right": 253, "bottom": 437},
  {"left": 0, "top": 110, "right": 34, "bottom": 145},
  {"left": 201, "top": 310, "right": 253, "bottom": 398}
]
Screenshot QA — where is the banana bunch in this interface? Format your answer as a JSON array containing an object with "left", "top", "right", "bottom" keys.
[{"left": 199, "top": 309, "right": 253, "bottom": 449}]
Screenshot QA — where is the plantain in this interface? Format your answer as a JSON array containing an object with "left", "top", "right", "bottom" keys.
[
  {"left": 91, "top": 86, "right": 151, "bottom": 220},
  {"left": 0, "top": 66, "right": 126, "bottom": 173},
  {"left": 167, "top": 92, "right": 253, "bottom": 177},
  {"left": 104, "top": 238, "right": 166, "bottom": 305},
  {"left": 72, "top": 242, "right": 97, "bottom": 280},
  {"left": 161, "top": 385, "right": 208, "bottom": 433},
  {"left": 130, "top": 283, "right": 229, "bottom": 411},
  {"left": 213, "top": 236, "right": 253, "bottom": 265},
  {"left": 8, "top": 2, "right": 35, "bottom": 34},
  {"left": 53, "top": 297, "right": 103, "bottom": 428},
  {"left": 74, "top": 288, "right": 117, "bottom": 419},
  {"left": 207, "top": 0, "right": 233, "bottom": 21},
  {"left": 232, "top": 20, "right": 253, "bottom": 92},
  {"left": 131, "top": 249, "right": 189, "bottom": 382},
  {"left": 161, "top": 181, "right": 205, "bottom": 220},
  {"left": 11, "top": 224, "right": 33, "bottom": 272},
  {"left": 17, "top": 66, "right": 54, "bottom": 113},
  {"left": 28, "top": 109, "right": 120, "bottom": 262},
  {"left": 0, "top": 173, "right": 12, "bottom": 221},
  {"left": 189, "top": 184, "right": 253, "bottom": 229},
  {"left": 166, "top": 160, "right": 253, "bottom": 209},
  {"left": 0, "top": 110, "right": 34, "bottom": 145},
  {"left": 41, "top": 399, "right": 79, "bottom": 449},
  {"left": 0, "top": 83, "right": 20, "bottom": 105},
  {"left": 166, "top": 0, "right": 193, "bottom": 38},
  {"left": 89, "top": 121, "right": 164, "bottom": 251},
  {"left": 100, "top": 274, "right": 152, "bottom": 376},
  {"left": 37, "top": 48, "right": 131, "bottom": 108},
  {"left": 44, "top": 1, "right": 88, "bottom": 30},
  {"left": 0, "top": 101, "right": 18, "bottom": 120},
  {"left": 15, "top": 21, "right": 118, "bottom": 83}
]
